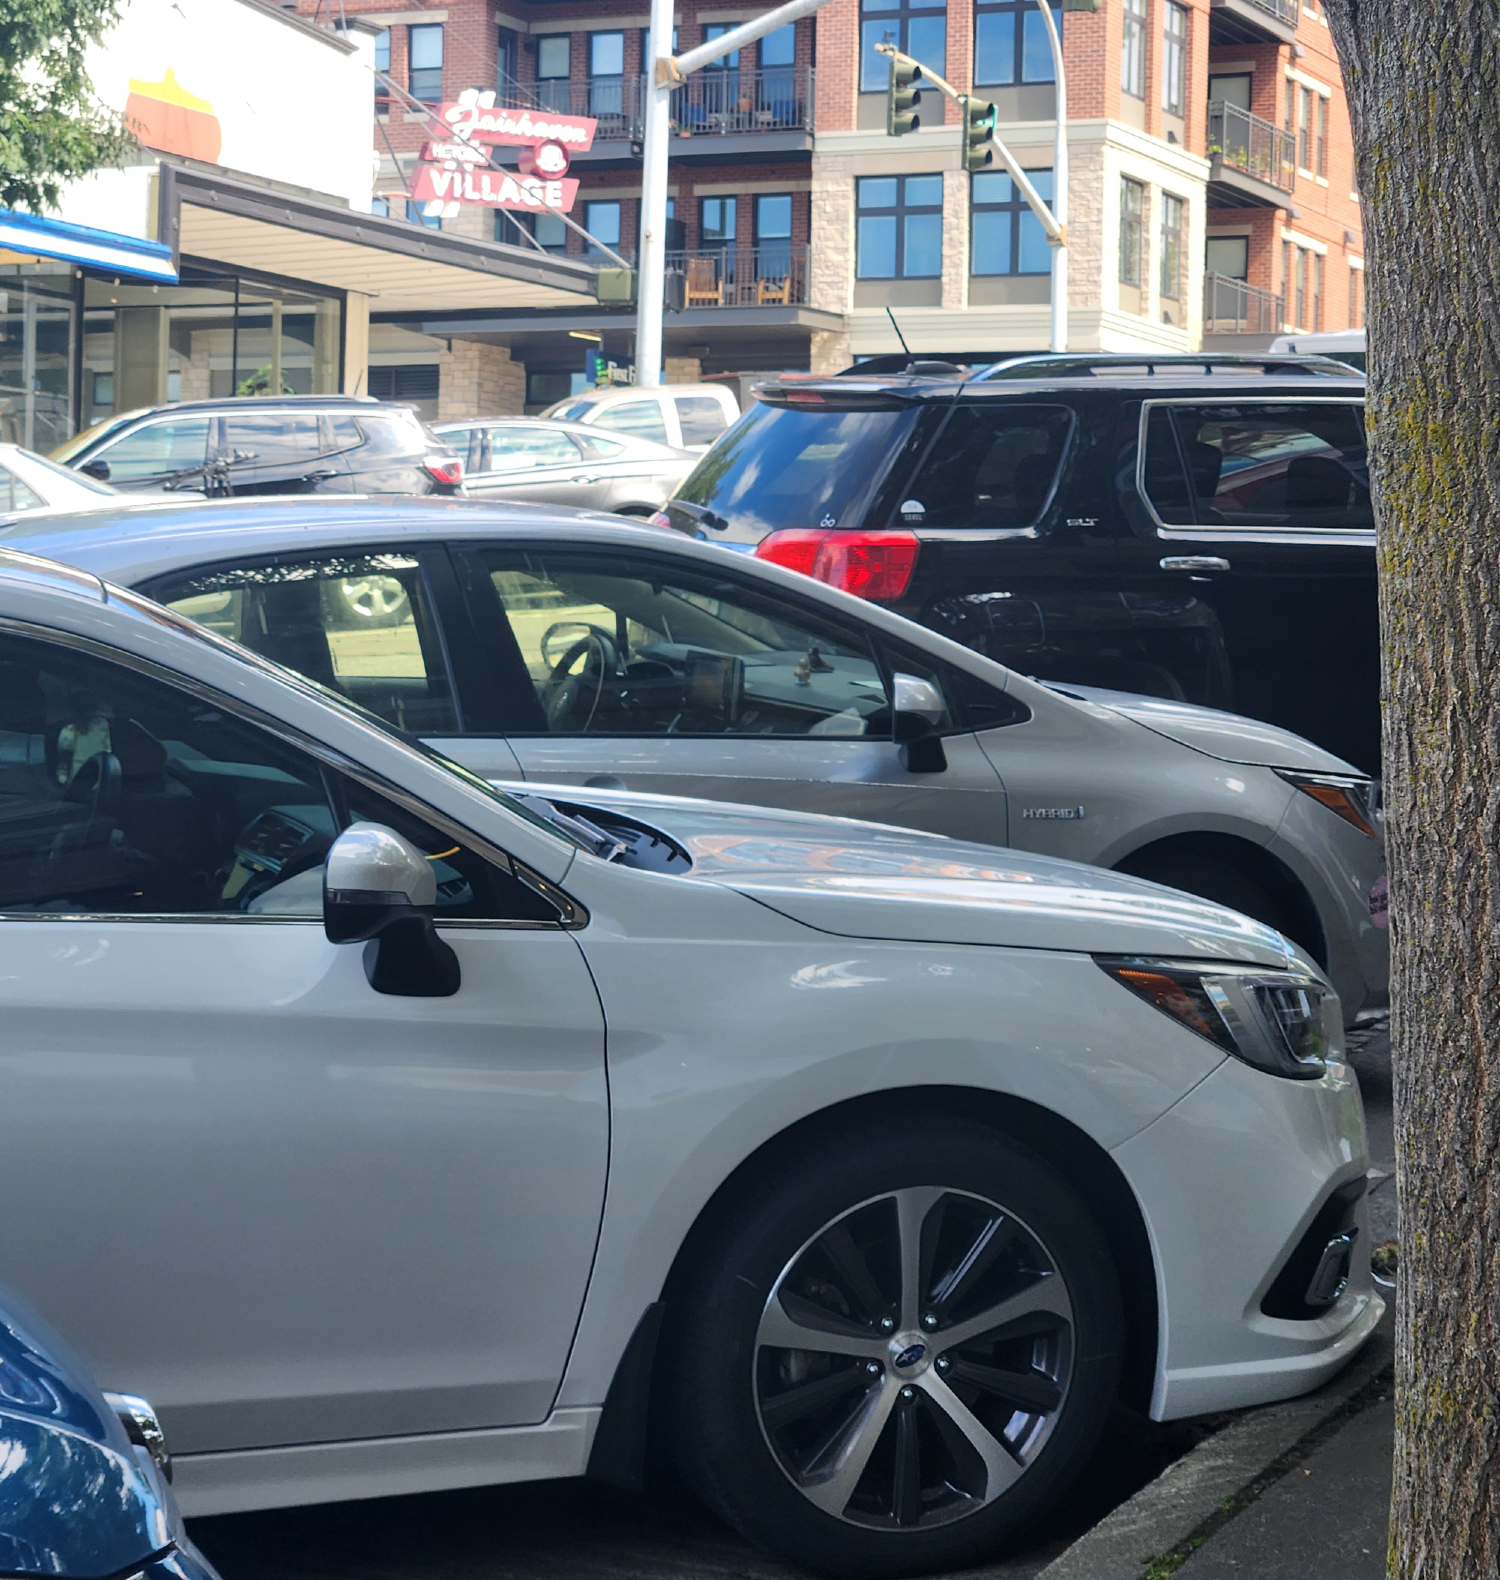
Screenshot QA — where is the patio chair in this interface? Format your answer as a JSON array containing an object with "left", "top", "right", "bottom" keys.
[{"left": 687, "top": 258, "right": 723, "bottom": 307}]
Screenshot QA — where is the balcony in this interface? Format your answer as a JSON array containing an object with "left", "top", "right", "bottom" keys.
[
  {"left": 1209, "top": 0, "right": 1298, "bottom": 45},
  {"left": 1207, "top": 101, "right": 1296, "bottom": 207},
  {"left": 1204, "top": 273, "right": 1284, "bottom": 335},
  {"left": 515, "top": 68, "right": 815, "bottom": 158},
  {"left": 667, "top": 245, "right": 810, "bottom": 307}
]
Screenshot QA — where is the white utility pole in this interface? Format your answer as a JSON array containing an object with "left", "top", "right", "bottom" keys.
[
  {"left": 635, "top": 0, "right": 835, "bottom": 387},
  {"left": 1034, "top": 0, "right": 1067, "bottom": 352}
]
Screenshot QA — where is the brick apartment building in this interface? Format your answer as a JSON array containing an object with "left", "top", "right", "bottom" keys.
[{"left": 299, "top": 0, "right": 1363, "bottom": 415}]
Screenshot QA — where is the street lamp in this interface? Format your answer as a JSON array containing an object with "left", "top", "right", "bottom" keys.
[{"left": 1034, "top": 0, "right": 1068, "bottom": 354}]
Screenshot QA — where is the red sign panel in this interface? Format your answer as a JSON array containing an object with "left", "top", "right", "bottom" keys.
[
  {"left": 437, "top": 90, "right": 597, "bottom": 152},
  {"left": 412, "top": 165, "right": 581, "bottom": 212}
]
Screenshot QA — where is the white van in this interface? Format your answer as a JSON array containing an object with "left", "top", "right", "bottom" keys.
[
  {"left": 1270, "top": 328, "right": 1366, "bottom": 372},
  {"left": 541, "top": 382, "right": 740, "bottom": 453}
]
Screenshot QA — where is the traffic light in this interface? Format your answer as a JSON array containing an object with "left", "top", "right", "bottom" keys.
[
  {"left": 962, "top": 96, "right": 997, "bottom": 171},
  {"left": 887, "top": 56, "right": 922, "bottom": 137}
]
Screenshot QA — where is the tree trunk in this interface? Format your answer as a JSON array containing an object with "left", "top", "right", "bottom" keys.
[{"left": 1321, "top": 3, "right": 1500, "bottom": 1573}]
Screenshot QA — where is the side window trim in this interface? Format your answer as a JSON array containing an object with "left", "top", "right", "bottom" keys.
[
  {"left": 0, "top": 617, "right": 581, "bottom": 929},
  {"left": 1136, "top": 397, "right": 1375, "bottom": 543},
  {"left": 445, "top": 542, "right": 552, "bottom": 734}
]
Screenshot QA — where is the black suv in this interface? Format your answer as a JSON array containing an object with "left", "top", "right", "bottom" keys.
[
  {"left": 661, "top": 353, "right": 1377, "bottom": 773},
  {"left": 51, "top": 395, "right": 464, "bottom": 498}
]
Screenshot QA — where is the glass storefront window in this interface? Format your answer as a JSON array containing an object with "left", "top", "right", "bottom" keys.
[
  {"left": 82, "top": 266, "right": 341, "bottom": 431},
  {"left": 0, "top": 265, "right": 77, "bottom": 455}
]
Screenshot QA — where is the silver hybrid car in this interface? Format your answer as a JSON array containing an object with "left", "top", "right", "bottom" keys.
[
  {"left": 434, "top": 416, "right": 695, "bottom": 518},
  {"left": 13, "top": 495, "right": 1388, "bottom": 1022}
]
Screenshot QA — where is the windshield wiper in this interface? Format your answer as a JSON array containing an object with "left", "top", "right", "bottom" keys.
[{"left": 513, "top": 794, "right": 627, "bottom": 862}]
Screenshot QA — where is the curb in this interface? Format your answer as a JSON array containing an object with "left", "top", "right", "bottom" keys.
[{"left": 1022, "top": 1324, "right": 1394, "bottom": 1580}]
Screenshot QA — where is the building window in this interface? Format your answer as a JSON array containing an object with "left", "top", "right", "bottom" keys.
[
  {"left": 761, "top": 23, "right": 795, "bottom": 65},
  {"left": 1122, "top": 0, "right": 1146, "bottom": 99},
  {"left": 1349, "top": 265, "right": 1363, "bottom": 329},
  {"left": 371, "top": 195, "right": 390, "bottom": 216},
  {"left": 756, "top": 193, "right": 794, "bottom": 276},
  {"left": 496, "top": 210, "right": 568, "bottom": 252},
  {"left": 1297, "top": 87, "right": 1311, "bottom": 169},
  {"left": 407, "top": 199, "right": 441, "bottom": 230},
  {"left": 701, "top": 196, "right": 736, "bottom": 247},
  {"left": 374, "top": 28, "right": 390, "bottom": 106},
  {"left": 971, "top": 169, "right": 1053, "bottom": 274},
  {"left": 497, "top": 28, "right": 517, "bottom": 93},
  {"left": 537, "top": 35, "right": 570, "bottom": 79},
  {"left": 409, "top": 23, "right": 443, "bottom": 103},
  {"left": 1293, "top": 246, "right": 1306, "bottom": 326},
  {"left": 856, "top": 174, "right": 943, "bottom": 279},
  {"left": 860, "top": 0, "right": 947, "bottom": 95},
  {"left": 1159, "top": 192, "right": 1184, "bottom": 302},
  {"left": 589, "top": 30, "right": 626, "bottom": 120},
  {"left": 1206, "top": 235, "right": 1248, "bottom": 279},
  {"left": 1119, "top": 178, "right": 1144, "bottom": 286},
  {"left": 585, "top": 200, "right": 623, "bottom": 259},
  {"left": 1163, "top": 3, "right": 1187, "bottom": 116},
  {"left": 973, "top": 0, "right": 1060, "bottom": 86},
  {"left": 590, "top": 31, "right": 624, "bottom": 75},
  {"left": 1312, "top": 252, "right": 1324, "bottom": 328},
  {"left": 1316, "top": 95, "right": 1328, "bottom": 176}
]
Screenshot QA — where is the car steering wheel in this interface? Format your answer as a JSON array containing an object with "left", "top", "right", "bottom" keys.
[
  {"left": 540, "top": 625, "right": 620, "bottom": 731},
  {"left": 63, "top": 751, "right": 123, "bottom": 823}
]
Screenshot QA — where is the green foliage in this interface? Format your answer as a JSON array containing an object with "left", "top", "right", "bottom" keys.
[
  {"left": 0, "top": 0, "right": 136, "bottom": 212},
  {"left": 235, "top": 365, "right": 295, "bottom": 396}
]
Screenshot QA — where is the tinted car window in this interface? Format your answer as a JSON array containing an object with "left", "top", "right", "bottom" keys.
[
  {"left": 676, "top": 400, "right": 925, "bottom": 536},
  {"left": 900, "top": 405, "right": 1073, "bottom": 531},
  {"left": 96, "top": 417, "right": 212, "bottom": 482},
  {"left": 326, "top": 415, "right": 366, "bottom": 451},
  {"left": 592, "top": 400, "right": 670, "bottom": 445},
  {"left": 222, "top": 413, "right": 323, "bottom": 465},
  {"left": 0, "top": 631, "right": 541, "bottom": 921},
  {"left": 1143, "top": 402, "right": 1372, "bottom": 531},
  {"left": 578, "top": 434, "right": 627, "bottom": 459},
  {"left": 486, "top": 427, "right": 580, "bottom": 468},
  {"left": 479, "top": 548, "right": 892, "bottom": 738},
  {"left": 675, "top": 395, "right": 729, "bottom": 445},
  {"left": 151, "top": 553, "right": 458, "bottom": 734}
]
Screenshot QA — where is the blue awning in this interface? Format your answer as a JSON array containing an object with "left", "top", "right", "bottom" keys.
[{"left": 0, "top": 208, "right": 177, "bottom": 283}]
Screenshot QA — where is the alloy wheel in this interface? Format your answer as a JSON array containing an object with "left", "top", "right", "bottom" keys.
[
  {"left": 753, "top": 1186, "right": 1074, "bottom": 1530},
  {"left": 338, "top": 576, "right": 409, "bottom": 622}
]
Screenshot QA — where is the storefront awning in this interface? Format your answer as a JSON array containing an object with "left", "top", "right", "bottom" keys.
[
  {"left": 0, "top": 208, "right": 178, "bottom": 283},
  {"left": 160, "top": 165, "right": 598, "bottom": 313}
]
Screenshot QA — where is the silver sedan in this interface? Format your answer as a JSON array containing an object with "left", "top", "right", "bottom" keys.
[{"left": 434, "top": 416, "right": 695, "bottom": 518}]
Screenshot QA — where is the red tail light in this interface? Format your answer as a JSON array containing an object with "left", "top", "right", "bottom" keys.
[
  {"left": 423, "top": 454, "right": 464, "bottom": 486},
  {"left": 648, "top": 510, "right": 674, "bottom": 529},
  {"left": 756, "top": 528, "right": 919, "bottom": 602}
]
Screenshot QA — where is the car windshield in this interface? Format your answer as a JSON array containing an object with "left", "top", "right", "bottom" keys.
[
  {"left": 674, "top": 400, "right": 923, "bottom": 535},
  {"left": 105, "top": 582, "right": 581, "bottom": 854},
  {"left": 19, "top": 450, "right": 117, "bottom": 495},
  {"left": 545, "top": 398, "right": 600, "bottom": 422}
]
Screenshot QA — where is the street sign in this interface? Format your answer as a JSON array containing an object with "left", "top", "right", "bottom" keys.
[
  {"left": 437, "top": 89, "right": 597, "bottom": 152},
  {"left": 411, "top": 165, "right": 580, "bottom": 211}
]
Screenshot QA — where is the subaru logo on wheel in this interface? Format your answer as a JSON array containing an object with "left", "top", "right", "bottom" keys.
[{"left": 893, "top": 1342, "right": 926, "bottom": 1370}]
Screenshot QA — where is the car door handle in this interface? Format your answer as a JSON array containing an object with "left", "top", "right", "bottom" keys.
[
  {"left": 1159, "top": 555, "right": 1230, "bottom": 572},
  {"left": 570, "top": 474, "right": 600, "bottom": 484}
]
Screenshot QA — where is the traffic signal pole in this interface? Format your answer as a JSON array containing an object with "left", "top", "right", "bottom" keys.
[{"left": 636, "top": 0, "right": 835, "bottom": 388}]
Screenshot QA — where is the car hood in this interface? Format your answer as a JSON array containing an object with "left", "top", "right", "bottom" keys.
[
  {"left": 522, "top": 783, "right": 1295, "bottom": 967},
  {"left": 1045, "top": 683, "right": 1362, "bottom": 774},
  {"left": 0, "top": 1287, "right": 173, "bottom": 1577}
]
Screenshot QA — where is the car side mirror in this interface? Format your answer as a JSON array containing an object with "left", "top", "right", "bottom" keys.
[
  {"left": 79, "top": 459, "right": 110, "bottom": 481},
  {"left": 892, "top": 672, "right": 948, "bottom": 774},
  {"left": 324, "top": 822, "right": 460, "bottom": 997}
]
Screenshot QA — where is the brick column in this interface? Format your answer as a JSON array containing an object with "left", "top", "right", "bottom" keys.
[
  {"left": 664, "top": 357, "right": 702, "bottom": 383},
  {"left": 439, "top": 340, "right": 525, "bottom": 418}
]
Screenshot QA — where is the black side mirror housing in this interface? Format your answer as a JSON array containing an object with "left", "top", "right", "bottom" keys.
[
  {"left": 79, "top": 459, "right": 110, "bottom": 481},
  {"left": 324, "top": 822, "right": 460, "bottom": 997}
]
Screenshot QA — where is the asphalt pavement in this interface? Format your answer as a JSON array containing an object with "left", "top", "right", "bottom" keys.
[{"left": 189, "top": 1021, "right": 1396, "bottom": 1580}]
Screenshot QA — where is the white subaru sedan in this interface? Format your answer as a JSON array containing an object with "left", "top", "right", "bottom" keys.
[{"left": 0, "top": 549, "right": 1379, "bottom": 1578}]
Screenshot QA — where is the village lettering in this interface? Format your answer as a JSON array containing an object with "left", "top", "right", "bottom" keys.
[{"left": 411, "top": 166, "right": 581, "bottom": 212}]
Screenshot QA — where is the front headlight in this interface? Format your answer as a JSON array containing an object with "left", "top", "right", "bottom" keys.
[
  {"left": 1276, "top": 770, "right": 1379, "bottom": 838},
  {"left": 1096, "top": 956, "right": 1342, "bottom": 1080}
]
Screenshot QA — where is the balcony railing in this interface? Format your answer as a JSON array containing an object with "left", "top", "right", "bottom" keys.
[
  {"left": 511, "top": 67, "right": 815, "bottom": 141},
  {"left": 667, "top": 245, "right": 810, "bottom": 307},
  {"left": 1240, "top": 0, "right": 1298, "bottom": 25},
  {"left": 1207, "top": 100, "right": 1296, "bottom": 192},
  {"left": 1204, "top": 272, "right": 1284, "bottom": 335}
]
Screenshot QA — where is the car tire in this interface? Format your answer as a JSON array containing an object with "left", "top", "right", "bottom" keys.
[
  {"left": 667, "top": 1116, "right": 1122, "bottom": 1580},
  {"left": 1117, "top": 851, "right": 1286, "bottom": 937}
]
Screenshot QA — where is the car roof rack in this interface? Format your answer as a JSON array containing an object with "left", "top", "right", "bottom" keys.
[{"left": 975, "top": 351, "right": 1361, "bottom": 380}]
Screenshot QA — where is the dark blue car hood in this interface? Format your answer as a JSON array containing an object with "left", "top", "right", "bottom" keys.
[{"left": 0, "top": 1291, "right": 169, "bottom": 1577}]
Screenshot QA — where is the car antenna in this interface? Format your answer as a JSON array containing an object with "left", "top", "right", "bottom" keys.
[{"left": 886, "top": 305, "right": 912, "bottom": 358}]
